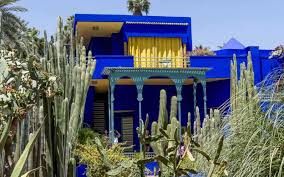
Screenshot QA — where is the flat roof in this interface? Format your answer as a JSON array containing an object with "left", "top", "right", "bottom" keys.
[{"left": 74, "top": 14, "right": 191, "bottom": 25}]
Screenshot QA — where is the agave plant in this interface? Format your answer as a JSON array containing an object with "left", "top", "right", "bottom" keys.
[{"left": 127, "top": 0, "right": 150, "bottom": 16}]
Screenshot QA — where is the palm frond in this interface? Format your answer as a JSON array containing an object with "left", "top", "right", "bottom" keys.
[
  {"left": 1, "top": 6, "right": 27, "bottom": 12},
  {"left": 2, "top": 11, "right": 25, "bottom": 29},
  {"left": 0, "top": 0, "right": 27, "bottom": 51},
  {"left": 127, "top": 0, "right": 150, "bottom": 15},
  {"left": 127, "top": 0, "right": 134, "bottom": 11},
  {"left": 141, "top": 0, "right": 150, "bottom": 15},
  {"left": 0, "top": 0, "right": 19, "bottom": 8}
]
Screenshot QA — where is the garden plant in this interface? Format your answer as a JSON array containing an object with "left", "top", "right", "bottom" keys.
[{"left": 0, "top": 3, "right": 283, "bottom": 176}]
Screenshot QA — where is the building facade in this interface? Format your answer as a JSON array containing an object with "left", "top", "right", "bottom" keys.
[{"left": 74, "top": 14, "right": 283, "bottom": 151}]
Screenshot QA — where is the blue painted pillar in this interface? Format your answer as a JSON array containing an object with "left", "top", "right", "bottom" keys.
[
  {"left": 109, "top": 78, "right": 116, "bottom": 144},
  {"left": 137, "top": 93, "right": 143, "bottom": 119},
  {"left": 193, "top": 78, "right": 197, "bottom": 118},
  {"left": 201, "top": 80, "right": 207, "bottom": 117},
  {"left": 177, "top": 93, "right": 182, "bottom": 139},
  {"left": 174, "top": 79, "right": 183, "bottom": 139},
  {"left": 135, "top": 77, "right": 145, "bottom": 151}
]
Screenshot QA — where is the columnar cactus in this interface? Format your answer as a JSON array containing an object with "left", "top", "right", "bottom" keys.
[
  {"left": 158, "top": 89, "right": 168, "bottom": 130},
  {"left": 230, "top": 51, "right": 258, "bottom": 115},
  {"left": 144, "top": 90, "right": 226, "bottom": 177},
  {"left": 0, "top": 16, "right": 95, "bottom": 176},
  {"left": 40, "top": 17, "right": 96, "bottom": 177},
  {"left": 230, "top": 54, "right": 238, "bottom": 111}
]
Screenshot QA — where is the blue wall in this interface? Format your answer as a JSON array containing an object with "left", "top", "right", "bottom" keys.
[
  {"left": 111, "top": 32, "right": 124, "bottom": 55},
  {"left": 88, "top": 37, "right": 112, "bottom": 55},
  {"left": 190, "top": 47, "right": 278, "bottom": 84},
  {"left": 93, "top": 55, "right": 134, "bottom": 79},
  {"left": 83, "top": 86, "right": 95, "bottom": 128},
  {"left": 111, "top": 79, "right": 230, "bottom": 150},
  {"left": 88, "top": 35, "right": 124, "bottom": 56}
]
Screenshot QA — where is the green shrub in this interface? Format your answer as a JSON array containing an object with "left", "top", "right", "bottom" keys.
[
  {"left": 77, "top": 128, "right": 101, "bottom": 145},
  {"left": 74, "top": 137, "right": 141, "bottom": 177}
]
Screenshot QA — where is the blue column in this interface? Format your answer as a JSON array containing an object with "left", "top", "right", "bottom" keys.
[
  {"left": 201, "top": 80, "right": 207, "bottom": 117},
  {"left": 109, "top": 78, "right": 116, "bottom": 144},
  {"left": 193, "top": 78, "right": 197, "bottom": 118},
  {"left": 177, "top": 93, "right": 182, "bottom": 139},
  {"left": 135, "top": 77, "right": 145, "bottom": 152},
  {"left": 137, "top": 93, "right": 143, "bottom": 119},
  {"left": 174, "top": 79, "right": 183, "bottom": 140}
]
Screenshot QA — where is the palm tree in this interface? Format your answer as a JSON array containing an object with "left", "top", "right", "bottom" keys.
[
  {"left": 127, "top": 0, "right": 150, "bottom": 16},
  {"left": 21, "top": 27, "right": 44, "bottom": 56},
  {"left": 0, "top": 0, "right": 27, "bottom": 49},
  {"left": 190, "top": 45, "right": 215, "bottom": 56}
]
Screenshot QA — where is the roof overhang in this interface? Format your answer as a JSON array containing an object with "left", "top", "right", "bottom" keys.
[
  {"left": 76, "top": 22, "right": 123, "bottom": 45},
  {"left": 75, "top": 14, "right": 192, "bottom": 46}
]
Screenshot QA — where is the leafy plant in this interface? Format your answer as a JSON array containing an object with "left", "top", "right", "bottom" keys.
[
  {"left": 77, "top": 128, "right": 101, "bottom": 145},
  {"left": 0, "top": 16, "right": 95, "bottom": 177},
  {"left": 190, "top": 45, "right": 215, "bottom": 56},
  {"left": 75, "top": 137, "right": 141, "bottom": 177},
  {"left": 0, "top": 49, "right": 57, "bottom": 176},
  {"left": 137, "top": 90, "right": 227, "bottom": 177}
]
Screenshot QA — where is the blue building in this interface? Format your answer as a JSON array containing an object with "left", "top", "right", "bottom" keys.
[{"left": 74, "top": 14, "right": 283, "bottom": 151}]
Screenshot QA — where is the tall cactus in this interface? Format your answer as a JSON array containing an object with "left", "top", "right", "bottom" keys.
[
  {"left": 0, "top": 16, "right": 94, "bottom": 176},
  {"left": 158, "top": 89, "right": 168, "bottom": 130},
  {"left": 40, "top": 17, "right": 96, "bottom": 177},
  {"left": 146, "top": 90, "right": 226, "bottom": 176},
  {"left": 230, "top": 51, "right": 258, "bottom": 115}
]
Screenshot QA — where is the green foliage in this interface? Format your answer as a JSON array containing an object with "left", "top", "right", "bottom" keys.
[
  {"left": 77, "top": 128, "right": 101, "bottom": 145},
  {"left": 20, "top": 167, "right": 42, "bottom": 177},
  {"left": 0, "top": 16, "right": 95, "bottom": 177},
  {"left": 221, "top": 52, "right": 284, "bottom": 177},
  {"left": 127, "top": 0, "right": 150, "bottom": 16},
  {"left": 10, "top": 124, "right": 42, "bottom": 177},
  {"left": 75, "top": 137, "right": 141, "bottom": 177},
  {"left": 0, "top": 49, "right": 56, "bottom": 176},
  {"left": 40, "top": 16, "right": 95, "bottom": 177},
  {"left": 137, "top": 89, "right": 227, "bottom": 177},
  {"left": 0, "top": 0, "right": 27, "bottom": 51},
  {"left": 198, "top": 52, "right": 284, "bottom": 177},
  {"left": 19, "top": 27, "right": 45, "bottom": 57},
  {"left": 190, "top": 45, "right": 215, "bottom": 56}
]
